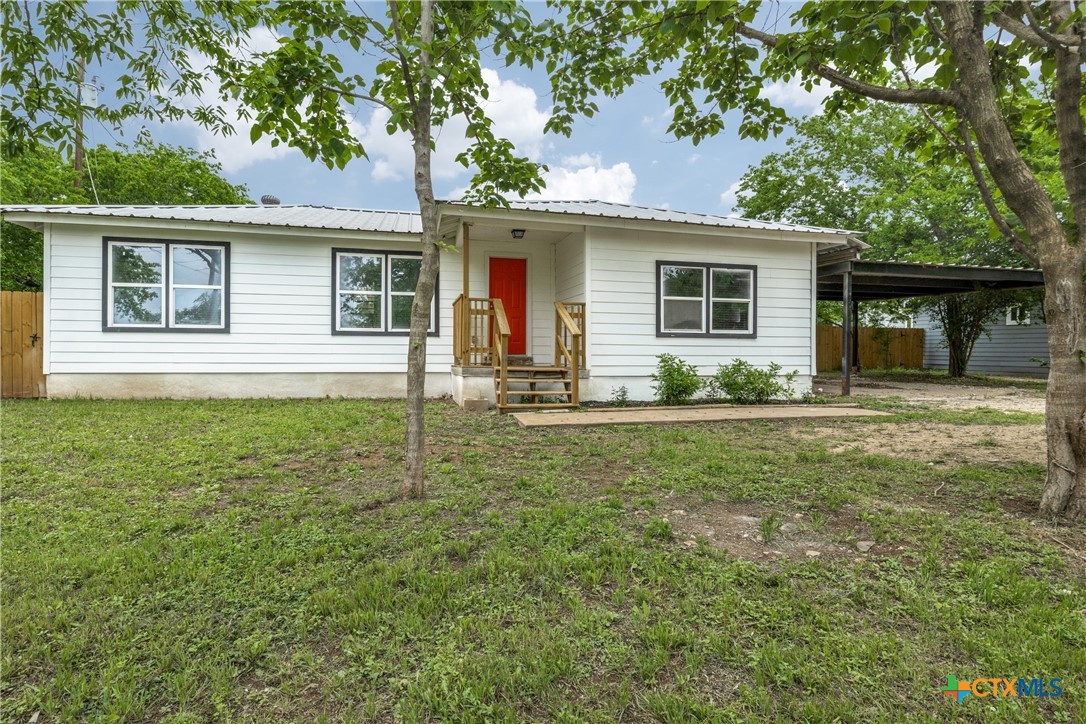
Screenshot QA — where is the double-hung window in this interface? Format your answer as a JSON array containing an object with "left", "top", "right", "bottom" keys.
[
  {"left": 104, "top": 238, "right": 228, "bottom": 331},
  {"left": 334, "top": 249, "right": 437, "bottom": 334},
  {"left": 657, "top": 261, "right": 756, "bottom": 337}
]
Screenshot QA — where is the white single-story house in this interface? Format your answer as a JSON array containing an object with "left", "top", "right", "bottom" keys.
[{"left": 0, "top": 200, "right": 860, "bottom": 410}]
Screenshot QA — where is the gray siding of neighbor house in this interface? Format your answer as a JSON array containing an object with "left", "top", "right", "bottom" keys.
[{"left": 914, "top": 310, "right": 1049, "bottom": 377}]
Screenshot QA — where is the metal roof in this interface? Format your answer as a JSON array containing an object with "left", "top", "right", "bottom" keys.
[
  {"left": 0, "top": 200, "right": 860, "bottom": 238},
  {"left": 442, "top": 199, "right": 861, "bottom": 237},
  {"left": 0, "top": 204, "right": 423, "bottom": 234},
  {"left": 817, "top": 259, "right": 1044, "bottom": 301}
]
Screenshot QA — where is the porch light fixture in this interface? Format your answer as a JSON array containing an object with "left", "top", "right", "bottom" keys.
[{"left": 511, "top": 229, "right": 526, "bottom": 239}]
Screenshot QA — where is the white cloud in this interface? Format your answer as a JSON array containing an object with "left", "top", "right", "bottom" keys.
[
  {"left": 355, "top": 68, "right": 550, "bottom": 183},
  {"left": 720, "top": 180, "right": 742, "bottom": 210},
  {"left": 174, "top": 28, "right": 302, "bottom": 173},
  {"left": 759, "top": 77, "right": 834, "bottom": 115},
  {"left": 174, "top": 52, "right": 550, "bottom": 179},
  {"left": 687, "top": 153, "right": 701, "bottom": 165},
  {"left": 526, "top": 159, "right": 637, "bottom": 203},
  {"left": 193, "top": 117, "right": 294, "bottom": 174},
  {"left": 560, "top": 152, "right": 602, "bottom": 168}
]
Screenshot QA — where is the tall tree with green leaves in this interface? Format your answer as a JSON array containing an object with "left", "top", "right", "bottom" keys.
[
  {"left": 536, "top": 1, "right": 1086, "bottom": 518},
  {"left": 3, "top": 1, "right": 546, "bottom": 498},
  {"left": 79, "top": 133, "right": 253, "bottom": 206},
  {"left": 227, "top": 2, "right": 545, "bottom": 498},
  {"left": 732, "top": 104, "right": 1038, "bottom": 377},
  {"left": 0, "top": 137, "right": 81, "bottom": 290},
  {"left": 0, "top": 135, "right": 251, "bottom": 290}
]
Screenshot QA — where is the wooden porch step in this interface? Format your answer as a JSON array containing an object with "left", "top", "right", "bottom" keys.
[
  {"left": 493, "top": 361, "right": 576, "bottom": 413},
  {"left": 501, "top": 365, "right": 569, "bottom": 374},
  {"left": 496, "top": 403, "right": 578, "bottom": 412},
  {"left": 500, "top": 389, "right": 572, "bottom": 397}
]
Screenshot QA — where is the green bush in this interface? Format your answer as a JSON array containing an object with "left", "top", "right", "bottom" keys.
[
  {"left": 707, "top": 359, "right": 798, "bottom": 404},
  {"left": 651, "top": 354, "right": 703, "bottom": 405}
]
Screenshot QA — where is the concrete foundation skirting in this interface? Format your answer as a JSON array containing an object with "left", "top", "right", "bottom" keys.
[
  {"left": 45, "top": 372, "right": 451, "bottom": 400},
  {"left": 451, "top": 366, "right": 496, "bottom": 406}
]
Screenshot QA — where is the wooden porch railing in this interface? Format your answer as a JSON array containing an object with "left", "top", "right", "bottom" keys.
[
  {"left": 491, "top": 298, "right": 511, "bottom": 408},
  {"left": 554, "top": 301, "right": 584, "bottom": 405},
  {"left": 453, "top": 294, "right": 496, "bottom": 367},
  {"left": 555, "top": 301, "right": 586, "bottom": 371}
]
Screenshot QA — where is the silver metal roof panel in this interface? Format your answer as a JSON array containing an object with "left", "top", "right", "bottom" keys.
[
  {"left": 0, "top": 204, "right": 423, "bottom": 234},
  {"left": 442, "top": 199, "right": 861, "bottom": 236}
]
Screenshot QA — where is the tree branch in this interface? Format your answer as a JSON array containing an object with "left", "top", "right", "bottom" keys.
[
  {"left": 956, "top": 110, "right": 1038, "bottom": 265},
  {"left": 321, "top": 85, "right": 394, "bottom": 112},
  {"left": 387, "top": 0, "right": 418, "bottom": 114},
  {"left": 1049, "top": 1, "right": 1086, "bottom": 235},
  {"left": 735, "top": 21, "right": 961, "bottom": 107},
  {"left": 923, "top": 6, "right": 950, "bottom": 43},
  {"left": 1020, "top": 1, "right": 1081, "bottom": 48},
  {"left": 991, "top": 9, "right": 1053, "bottom": 48}
]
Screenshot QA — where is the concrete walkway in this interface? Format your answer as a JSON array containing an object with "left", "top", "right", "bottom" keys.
[{"left": 512, "top": 404, "right": 889, "bottom": 428}]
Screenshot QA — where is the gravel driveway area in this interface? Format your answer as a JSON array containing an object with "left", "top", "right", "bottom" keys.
[{"left": 817, "top": 377, "right": 1046, "bottom": 414}]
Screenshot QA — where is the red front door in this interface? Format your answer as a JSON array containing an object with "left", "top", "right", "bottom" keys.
[{"left": 489, "top": 257, "right": 527, "bottom": 355}]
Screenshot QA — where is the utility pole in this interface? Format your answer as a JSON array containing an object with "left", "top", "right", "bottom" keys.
[{"left": 73, "top": 58, "right": 86, "bottom": 189}]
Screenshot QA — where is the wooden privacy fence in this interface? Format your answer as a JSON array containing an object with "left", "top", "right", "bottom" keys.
[
  {"left": 816, "top": 325, "right": 925, "bottom": 372},
  {"left": 2, "top": 291, "right": 46, "bottom": 398}
]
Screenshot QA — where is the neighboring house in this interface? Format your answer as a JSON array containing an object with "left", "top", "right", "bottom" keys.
[
  {"left": 913, "top": 305, "right": 1049, "bottom": 378},
  {"left": 0, "top": 201, "right": 859, "bottom": 409}
]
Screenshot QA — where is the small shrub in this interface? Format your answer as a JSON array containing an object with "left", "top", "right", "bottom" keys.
[
  {"left": 707, "top": 359, "right": 797, "bottom": 404},
  {"left": 651, "top": 354, "right": 703, "bottom": 405},
  {"left": 802, "top": 386, "right": 828, "bottom": 404},
  {"left": 610, "top": 385, "right": 631, "bottom": 407},
  {"left": 645, "top": 516, "right": 673, "bottom": 542},
  {"left": 759, "top": 512, "right": 784, "bottom": 543}
]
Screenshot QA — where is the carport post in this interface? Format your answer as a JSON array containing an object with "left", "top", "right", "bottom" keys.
[
  {"left": 851, "top": 298, "right": 860, "bottom": 374},
  {"left": 841, "top": 270, "right": 852, "bottom": 396}
]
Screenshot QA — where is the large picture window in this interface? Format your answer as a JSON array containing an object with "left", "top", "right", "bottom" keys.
[
  {"left": 103, "top": 238, "right": 228, "bottom": 331},
  {"left": 333, "top": 249, "right": 437, "bottom": 334},
  {"left": 657, "top": 261, "right": 756, "bottom": 337}
]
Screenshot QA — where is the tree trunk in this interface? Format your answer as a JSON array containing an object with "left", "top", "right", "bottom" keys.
[
  {"left": 938, "top": 2, "right": 1086, "bottom": 518},
  {"left": 402, "top": 0, "right": 436, "bottom": 499},
  {"left": 947, "top": 344, "right": 968, "bottom": 378},
  {"left": 1038, "top": 247, "right": 1086, "bottom": 518}
]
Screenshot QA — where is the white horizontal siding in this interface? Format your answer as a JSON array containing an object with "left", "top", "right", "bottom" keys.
[
  {"left": 555, "top": 232, "right": 585, "bottom": 303},
  {"left": 47, "top": 223, "right": 455, "bottom": 374},
  {"left": 587, "top": 227, "right": 814, "bottom": 379}
]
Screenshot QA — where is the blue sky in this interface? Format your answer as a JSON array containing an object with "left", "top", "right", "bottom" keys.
[{"left": 79, "top": 5, "right": 834, "bottom": 216}]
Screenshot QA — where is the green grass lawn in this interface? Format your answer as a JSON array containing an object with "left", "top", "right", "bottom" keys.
[{"left": 2, "top": 399, "right": 1083, "bottom": 722}]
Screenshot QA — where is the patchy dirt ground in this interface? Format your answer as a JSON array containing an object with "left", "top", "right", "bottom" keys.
[
  {"left": 640, "top": 500, "right": 892, "bottom": 565},
  {"left": 798, "top": 378, "right": 1048, "bottom": 467},
  {"left": 790, "top": 421, "right": 1046, "bottom": 466},
  {"left": 823, "top": 377, "right": 1046, "bottom": 413}
]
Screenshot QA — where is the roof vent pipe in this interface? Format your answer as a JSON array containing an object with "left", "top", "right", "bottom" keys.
[{"left": 260, "top": 194, "right": 281, "bottom": 205}]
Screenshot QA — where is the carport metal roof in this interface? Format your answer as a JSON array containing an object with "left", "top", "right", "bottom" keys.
[{"left": 817, "top": 259, "right": 1044, "bottom": 301}]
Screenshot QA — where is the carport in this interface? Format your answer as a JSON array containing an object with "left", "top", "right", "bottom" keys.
[{"left": 816, "top": 259, "right": 1045, "bottom": 395}]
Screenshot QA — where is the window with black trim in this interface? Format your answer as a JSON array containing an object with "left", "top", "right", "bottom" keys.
[
  {"left": 333, "top": 249, "right": 437, "bottom": 334},
  {"left": 657, "top": 261, "right": 756, "bottom": 337},
  {"left": 104, "top": 238, "right": 229, "bottom": 331}
]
